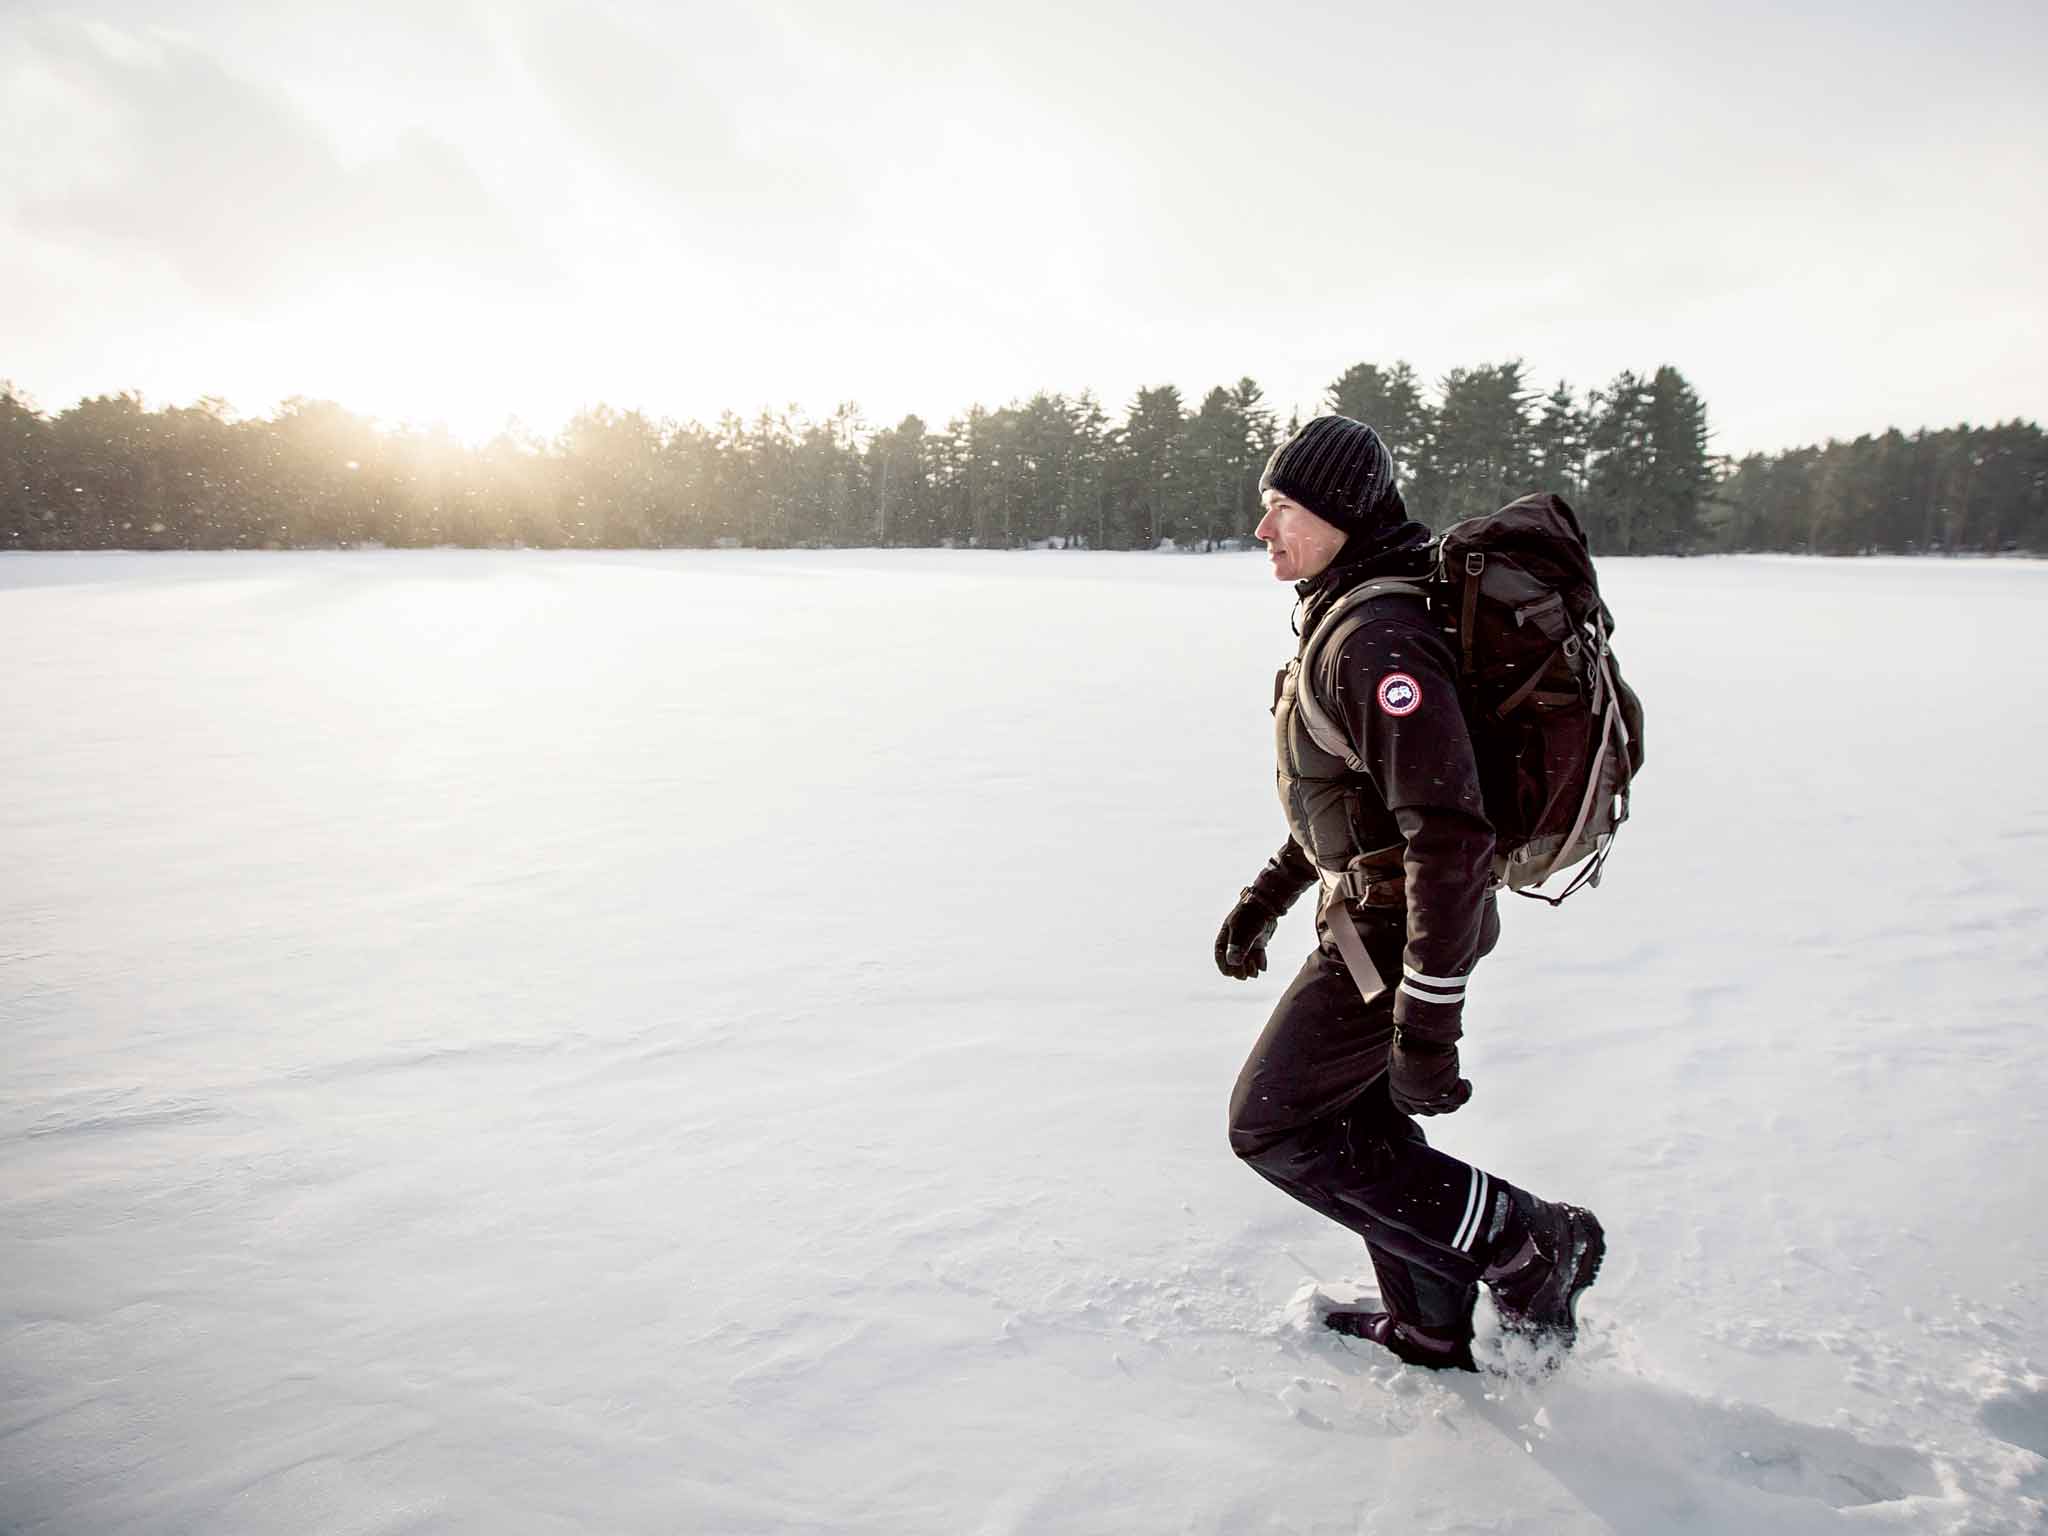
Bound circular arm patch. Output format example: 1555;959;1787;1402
1377;673;1422;716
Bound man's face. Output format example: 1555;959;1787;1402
1255;491;1347;582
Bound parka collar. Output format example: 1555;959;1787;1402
1293;519;1435;636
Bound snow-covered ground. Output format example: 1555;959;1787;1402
3;548;2044;1535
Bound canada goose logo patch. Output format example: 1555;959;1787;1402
1377;673;1421;716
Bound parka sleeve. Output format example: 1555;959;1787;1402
1323;616;1497;1042
1246;836;1318;915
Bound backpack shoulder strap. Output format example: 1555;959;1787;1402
1293;579;1430;772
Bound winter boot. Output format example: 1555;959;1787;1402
1484;1200;1604;1348
1323;1308;1478;1372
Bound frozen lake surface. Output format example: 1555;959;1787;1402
4;549;2046;1534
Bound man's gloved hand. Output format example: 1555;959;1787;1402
1215;889;1282;980
1215;840;1317;981
1387;1031;1472;1116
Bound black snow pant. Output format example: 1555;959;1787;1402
1227;900;1520;1338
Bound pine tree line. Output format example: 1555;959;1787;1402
2;368;2040;554
1712;422;2045;554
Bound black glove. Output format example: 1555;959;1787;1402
1215;889;1282;980
1216;841;1317;981
1387;1031;1472;1116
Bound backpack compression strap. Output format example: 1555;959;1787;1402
1521;613;1631;905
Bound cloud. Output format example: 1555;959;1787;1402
1;15;559;301
518;2;862;251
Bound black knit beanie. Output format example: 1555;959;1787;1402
1259;415;1406;535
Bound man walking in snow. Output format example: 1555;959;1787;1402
1215;414;1603;1370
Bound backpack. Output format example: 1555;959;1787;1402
1295;493;1646;904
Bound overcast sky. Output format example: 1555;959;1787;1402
4;0;2042;456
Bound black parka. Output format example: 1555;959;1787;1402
1269;537;1498;1042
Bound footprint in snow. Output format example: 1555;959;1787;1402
1464;1369;1945;1531
1978;1381;2048;1459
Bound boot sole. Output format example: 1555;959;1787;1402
1559;1213;1606;1340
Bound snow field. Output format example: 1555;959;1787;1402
2;549;2044;1533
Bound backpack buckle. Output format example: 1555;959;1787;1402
1562;635;1582;660
1464;552;1485;576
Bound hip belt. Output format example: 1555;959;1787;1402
1317;846;1404;1006
1317;844;1406;908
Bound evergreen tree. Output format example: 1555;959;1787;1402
559;406;666;547
1188;386;1250;548
869;415;936;547
1640;365;1712;551
1065;391;1111;549
1015;393;1073;546
1532;381;1587;504
700;411;752;546
0;386;51;548
1121;385;1187;549
1231;376;1278;536
1429;361;1537;522
1583;372;1654;553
